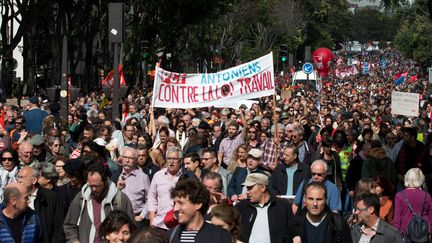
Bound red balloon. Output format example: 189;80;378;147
313;48;334;78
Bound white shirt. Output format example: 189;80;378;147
249;203;271;243
29;188;38;210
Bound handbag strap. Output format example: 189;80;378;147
402;191;427;216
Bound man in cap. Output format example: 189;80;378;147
236;173;294;243
30;134;47;163
59;158;86;210
228;148;267;202
23;96;47;134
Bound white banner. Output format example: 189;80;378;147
391;91;419;117
152;53;275;108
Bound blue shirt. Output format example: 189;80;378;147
285;165;297;196
293;179;342;211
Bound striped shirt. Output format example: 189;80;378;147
180;230;198;242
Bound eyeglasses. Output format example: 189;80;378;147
354;207;369;212
53;144;61;147
311;172;325;177
1;157;13;161
167;157;180;161
177;125;185;128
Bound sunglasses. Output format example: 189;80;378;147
312;172;325;177
1;157;13;161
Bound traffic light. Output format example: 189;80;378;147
280;44;288;63
140;40;149;59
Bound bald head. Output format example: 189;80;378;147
18;142;33;165
310;160;328;182
17;166;38;191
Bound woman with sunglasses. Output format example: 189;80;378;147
175;120;188;149
0;147;19;202
45;136;63;164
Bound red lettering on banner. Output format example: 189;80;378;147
237;70;273;94
192;86;198;102
202;87;208;101
158;84;165;101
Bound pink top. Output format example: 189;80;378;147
394;188;432;236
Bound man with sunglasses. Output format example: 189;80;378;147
292;160;342;214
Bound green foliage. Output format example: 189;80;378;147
351;7;400;42
394;0;432;67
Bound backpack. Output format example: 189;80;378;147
402;191;429;243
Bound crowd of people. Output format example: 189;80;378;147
0;49;431;243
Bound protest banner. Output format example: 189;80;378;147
391;91;419;117
152;53;275;108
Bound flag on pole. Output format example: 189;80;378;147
101;65;127;86
407;74;418;83
394;72;408;85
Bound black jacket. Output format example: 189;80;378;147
235;196;294;243
269;161;311;196
34;186;65;243
290;207;352;243
167;221;232;243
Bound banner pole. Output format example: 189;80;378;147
272;94;278;168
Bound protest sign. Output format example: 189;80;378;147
152;53;275;108
391;91;419;117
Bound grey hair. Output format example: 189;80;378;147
37;162;59;182
292;127;304;135
271;123;285;134
157;115;169;125
47;136;61;146
404;168;425;188
122;147;138;159
311;160;328;174
165;146;184;160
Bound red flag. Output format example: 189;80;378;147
393;72;403;80
101;65;126;86
407;74;418;83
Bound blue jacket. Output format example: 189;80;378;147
227;167;267;197
0;204;43;243
23;108;47;134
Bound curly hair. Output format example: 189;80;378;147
171;178;210;215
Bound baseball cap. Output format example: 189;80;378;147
30;134;45;146
248;148;263;158
242;173;269;186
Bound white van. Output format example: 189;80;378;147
291;70;321;91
